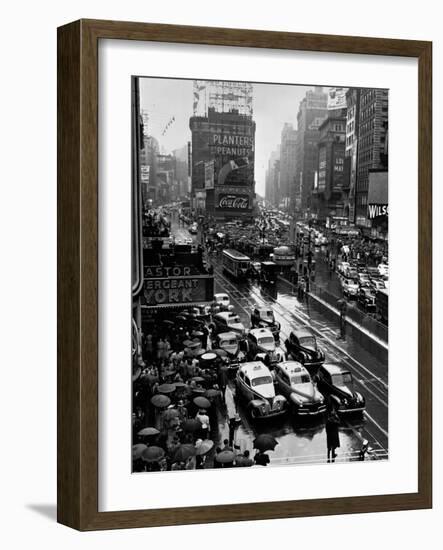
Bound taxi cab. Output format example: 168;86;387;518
236;362;287;419
246;328;285;365
213;311;246;336
273;361;326;416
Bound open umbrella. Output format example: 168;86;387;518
137;426;160;437
191;330;204;338
132;443;147;460
204;388;220;399
141;445;165;463
195;348;207;357
215;450;235;464
187;341;200;349
181;418;201;433
162;319;175;327
183;339;194;348
192;376;205;384
253;434;278;452
201;352;217;363
157;383;176;394
195;439;214;456
150;394;171;408
173;444;196;462
193;396;211;409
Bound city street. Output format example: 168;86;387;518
176;222;388;465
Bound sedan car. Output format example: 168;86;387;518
236;362;287;419
342;277;359;298
246;328;285;365
273;361;326;416
284;329;325;371
213;311;246;336
214;293;231;310
250;307;280;340
315;363;365;414
357;287;376;311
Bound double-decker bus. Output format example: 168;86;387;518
222;249;251;279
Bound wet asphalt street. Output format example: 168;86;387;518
172;217;388;466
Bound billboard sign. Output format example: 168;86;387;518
327;87;348;110
217;193;250;210
143;274;214;307
204;160;214;189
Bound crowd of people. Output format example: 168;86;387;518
132;315;272;473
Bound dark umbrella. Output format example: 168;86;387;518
193;396;211;409
181;418;201;433
142;445;165;463
150;394;171;408
157;383;176;394
195;348;207;357
183;339;194;348
132;443;147;460
215;450;235;463
137;426;160;437
253;434;279;452
173;444;196;462
162;319;175;326
192;376;205;384
204;388;220;399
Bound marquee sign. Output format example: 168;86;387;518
143;274;213;307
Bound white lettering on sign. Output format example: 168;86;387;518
144;277;201;305
144;266;192;278
218;195;249;209
367;204;389;219
212;134;253;147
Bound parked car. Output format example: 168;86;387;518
284;329;325;371
357;287;376;311
213;311;246;336
236;361;287;419
315;363;365;414
250;307;280;340
246;328;285;365
273;361;327;416
370;279;386;292
342;277;359;299
357;272;371;287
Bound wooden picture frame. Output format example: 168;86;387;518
57;19;432;530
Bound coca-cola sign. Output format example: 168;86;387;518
218;194;250;210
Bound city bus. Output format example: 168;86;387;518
222;249;251;279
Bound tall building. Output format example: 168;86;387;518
279;123;297;209
139;135;159;206
312;111;347;222
265;147;280;206
293;87;328;212
355;89;389;230
189;81;256;220
344;88;361;223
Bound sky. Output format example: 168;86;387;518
139;77;314;195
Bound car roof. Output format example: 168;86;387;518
291;328;314;339
217;331;237;339
239;361;272;378
321;363;350;376
278;361;309;377
214;293;229;299
249;327;274;338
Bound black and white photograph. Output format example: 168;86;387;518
131;76;389;473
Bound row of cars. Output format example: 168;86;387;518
211;293;365;421
338;260;389;313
